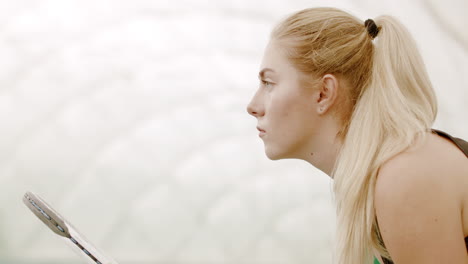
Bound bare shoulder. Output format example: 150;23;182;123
374;132;468;264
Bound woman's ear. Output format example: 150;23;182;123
316;73;339;114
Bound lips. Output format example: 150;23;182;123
257;126;266;132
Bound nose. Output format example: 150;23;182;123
246;103;257;117
246;92;264;118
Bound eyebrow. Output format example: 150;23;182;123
258;68;275;79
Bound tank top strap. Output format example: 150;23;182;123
431;129;468;158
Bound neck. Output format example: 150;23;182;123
303;119;343;177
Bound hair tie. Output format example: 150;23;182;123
364;19;380;39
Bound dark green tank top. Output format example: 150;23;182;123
377;129;468;264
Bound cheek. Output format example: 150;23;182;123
268;93;316;137
263;98;318;159
272;90;314;118
267;95;291;128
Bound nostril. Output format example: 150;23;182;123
247;105;255;115
247;102;262;117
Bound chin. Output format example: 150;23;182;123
265;148;294;160
266;154;282;160
265;149;280;160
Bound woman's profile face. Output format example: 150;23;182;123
247;41;322;160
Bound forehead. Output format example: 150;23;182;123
259;41;298;78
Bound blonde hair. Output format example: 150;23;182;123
271;7;438;264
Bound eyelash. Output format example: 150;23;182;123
260;80;273;87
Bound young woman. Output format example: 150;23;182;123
246;7;468;264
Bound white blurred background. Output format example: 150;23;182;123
0;0;466;263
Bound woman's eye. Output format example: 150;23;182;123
261;80;273;87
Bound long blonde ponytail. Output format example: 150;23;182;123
271;8;438;264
